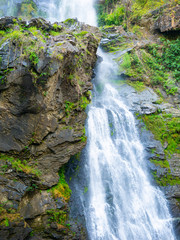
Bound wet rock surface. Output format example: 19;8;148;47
117;82;180;237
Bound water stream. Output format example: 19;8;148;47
80;50;175;240
2;0;176;239
56;0;176;239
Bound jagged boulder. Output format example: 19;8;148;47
154;5;180;32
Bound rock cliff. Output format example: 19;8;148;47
0;17;100;239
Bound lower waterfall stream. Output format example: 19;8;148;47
70;50;175;240
55;1;176;239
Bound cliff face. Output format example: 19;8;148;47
0;17;100;239
99;2;180;236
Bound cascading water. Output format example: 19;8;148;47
58;0;96;26
1;0;176;239
56;1;176;239
82;50;175;240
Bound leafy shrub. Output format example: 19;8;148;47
104;5;125;26
29;52;39;65
50;167;71;202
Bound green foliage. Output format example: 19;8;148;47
152;171;180;186
63;18;77;25
65;101;75;117
104;5;125;26
150;159;170;169
29;52;39;65
96;0;122;26
49;30;61;36
120;53;131;70
26;183;38;192
0;30;6;37
0;154;41;176
0;29;24;46
0;203;22;226
130;0;169;20
74;31;88;38
47;209;68;226
142;113;180;157
50;167;71;202
80;128;87;143
148;38;180;85
84;187;88;193
53;24;62;31
120;39;179;95
127;80;146;91
79;95;90;110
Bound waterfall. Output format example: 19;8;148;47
55;1;175;239
82;50;175;240
58;0;97;26
1;0;176;239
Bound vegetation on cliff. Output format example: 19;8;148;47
97;0;180;198
96;0;180;27
119;38;180;95
0;16;100;239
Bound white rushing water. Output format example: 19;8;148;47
40;0;97;25
3;0;176;239
84;50;175;240
55;0;175;239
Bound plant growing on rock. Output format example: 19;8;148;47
0;154;41;177
50;167;72;202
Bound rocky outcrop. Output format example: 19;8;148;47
138;3;180;33
154;4;180;32
0;17;100;239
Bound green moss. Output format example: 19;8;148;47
127;80;146;92
63;18;77;25
0;154;41;177
80;128;87;143
0;203;22;226
74;31;88;38
152;171;180;187
142;113;180;157
46;209;68;226
150;159;170;169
